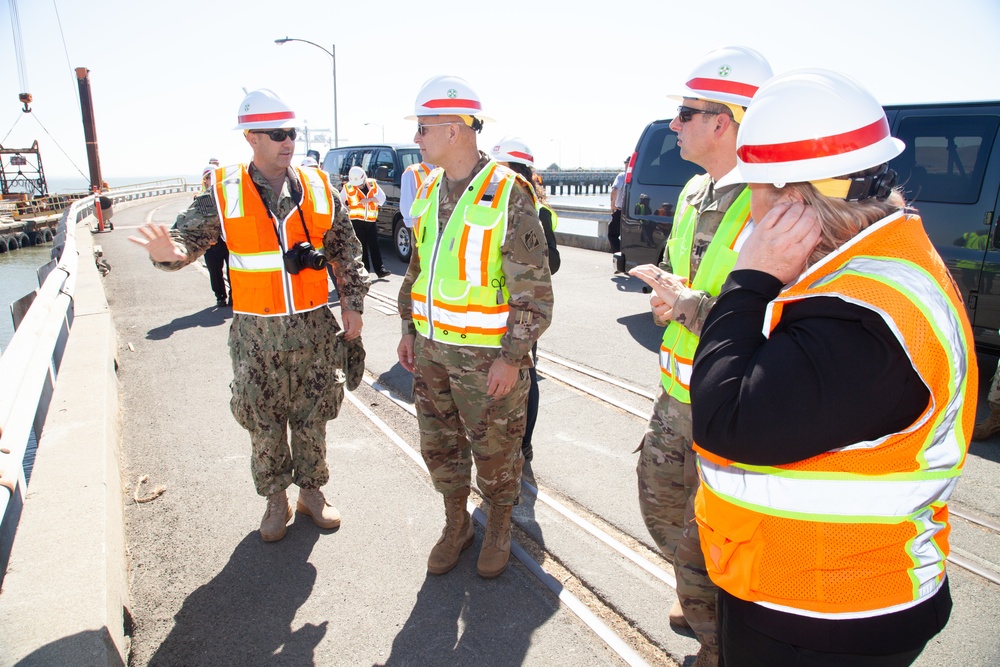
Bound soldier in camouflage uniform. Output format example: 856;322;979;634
628;48;772;667
130;89;369;543
396;76;553;579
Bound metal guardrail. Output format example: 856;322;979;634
0;182;191;567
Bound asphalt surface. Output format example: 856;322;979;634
102;193;1000;667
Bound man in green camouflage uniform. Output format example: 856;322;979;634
628;48;772;667
130;89;369;543
396;76;553;578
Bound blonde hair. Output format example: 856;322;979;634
782;181;910;266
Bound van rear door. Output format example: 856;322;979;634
888;104;1000;350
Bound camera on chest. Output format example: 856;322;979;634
283;241;327;274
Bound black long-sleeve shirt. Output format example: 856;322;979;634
690;268;951;654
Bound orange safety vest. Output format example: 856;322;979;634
213;164;334;316
343;180;381;222
406;162;431;191
694;212;976;618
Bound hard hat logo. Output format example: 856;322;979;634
718;65;731;77
447;89;458;99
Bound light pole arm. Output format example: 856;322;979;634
274;37;339;148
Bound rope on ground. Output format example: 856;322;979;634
133;474;166;504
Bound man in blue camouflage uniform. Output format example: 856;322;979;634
130;89;369;543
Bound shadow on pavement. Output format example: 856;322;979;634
376;464;554;667
617;311;663;354
146;306;231;340
148;525;321;666
12;629;126;667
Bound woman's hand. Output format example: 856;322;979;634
735;202;821;283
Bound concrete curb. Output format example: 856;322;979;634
0;225;127;667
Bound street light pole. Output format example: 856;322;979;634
274;37;339;147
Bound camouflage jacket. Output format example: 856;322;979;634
154;163;369;351
398;152;554;367
657;174;747;335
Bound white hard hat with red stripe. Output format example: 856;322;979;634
491;136;534;166
234;89;297;130
405;75;493;123
735;68;904;187
672;46;772;116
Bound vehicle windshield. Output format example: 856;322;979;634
398;149;423;169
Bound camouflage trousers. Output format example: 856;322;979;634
636;386;717;650
229;327;346;497
988;359;1000;408
413;336;529;505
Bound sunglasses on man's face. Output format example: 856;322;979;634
675;106;723;123
416;122;461;136
252;128;297;142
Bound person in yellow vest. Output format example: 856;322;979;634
129;89;369;543
341;165;390;278
626;46;772;667
397;75;554;579
490;136;561;463
687;69;975;666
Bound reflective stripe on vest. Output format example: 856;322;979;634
344;180;380;221
694;212;977;619
214;164;333;317
659;178;751;402
409;160;516;347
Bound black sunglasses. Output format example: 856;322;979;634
676;106;723;123
252;128;297;142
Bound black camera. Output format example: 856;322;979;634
283;241;327;274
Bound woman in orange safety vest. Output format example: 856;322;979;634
686;69;976;667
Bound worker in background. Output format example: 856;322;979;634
208;157;221;167
129;88;369;543
627;46;773;667
301;156;319;168
400;160;435;230
608;156;628;256
490;136;560;463
341;165;390;279
396;75;553;579
200;164;231;308
688;68;974;667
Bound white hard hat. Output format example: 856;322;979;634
672;46;773;108
348;165;366;186
491;136;534;166
234;89;297;130
405;75;493;123
735;68;905;186
301;156;318;168
202;165;215;176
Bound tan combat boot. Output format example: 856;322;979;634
427;493;474;575
692;645;719;667
296;487;342;529
260;489;293;542
477;502;513;578
972;407;1000;440
669;599;690;628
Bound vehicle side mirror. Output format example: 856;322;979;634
374;166;390;181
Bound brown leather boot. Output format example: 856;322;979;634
260;490;293;542
427;493;474;575
973;407;1000;440
477;502;513;578
669;599;690;628
296;487;342;529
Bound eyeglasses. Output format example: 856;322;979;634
416;122;461;136
675;106;723;123
252;128;297;142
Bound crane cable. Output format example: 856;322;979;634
9;0;31;111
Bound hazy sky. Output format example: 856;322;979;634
2;0;999;185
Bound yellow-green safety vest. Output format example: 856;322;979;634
538;203;558;231
659;176;751;401
409;160;520;347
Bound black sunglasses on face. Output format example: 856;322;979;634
252;128;297;142
676;106;723;123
